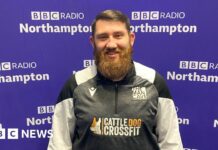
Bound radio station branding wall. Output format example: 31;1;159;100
0;0;217;150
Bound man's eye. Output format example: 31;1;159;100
114;34;123;39
97;36;108;40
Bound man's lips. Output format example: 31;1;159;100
105;51;119;58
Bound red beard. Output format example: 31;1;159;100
94;45;133;81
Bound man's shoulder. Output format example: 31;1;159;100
134;61;172;99
74;65;97;85
134;61;156;84
56;65;97;104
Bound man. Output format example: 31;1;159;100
48;10;183;150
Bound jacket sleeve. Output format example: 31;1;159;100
47;77;77;150
154;72;183;150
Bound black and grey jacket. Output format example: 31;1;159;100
48;61;183;150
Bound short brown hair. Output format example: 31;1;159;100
91;10;131;36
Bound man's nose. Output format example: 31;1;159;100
106;37;117;50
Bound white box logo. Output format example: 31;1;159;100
0;128;6;139
38;106;46;114
199;62;208;70
40;11;50;20
180;61;208;70
31;11;59;20
214;119;218;128
83;60;95;68
189;61;198;69
8;128;18;139
0;124;19;140
141;11;150;20
38;105;54;114
50;12;60;20
47;105;54;113
0;62;11;71
132;12;140;20
179;61;189;69
148;11;159;20
31;11;41;20
132;11;159;20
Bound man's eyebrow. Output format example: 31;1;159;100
96;33;107;36
96;31;125;36
113;31;125;34
95;33;108;37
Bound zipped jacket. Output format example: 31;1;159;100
48;61;183;150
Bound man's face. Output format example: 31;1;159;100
90;20;135;81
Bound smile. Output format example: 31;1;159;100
105;51;119;59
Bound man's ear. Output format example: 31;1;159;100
89;36;94;48
129;32;135;47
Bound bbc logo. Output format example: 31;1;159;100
0;62;11;71
179;61;208;70
131;11;159;20
83;60;95;68
0;128;19;139
31;11;60;20
37;105;54;114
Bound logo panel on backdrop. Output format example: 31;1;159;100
167;61;218;83
0;0;217;149
130;11;197;35
0;105;54;140
0;61;50;84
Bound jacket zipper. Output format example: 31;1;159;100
115;84;118;114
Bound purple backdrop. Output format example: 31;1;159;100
0;0;217;150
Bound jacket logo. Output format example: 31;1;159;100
89;87;97;96
90;117;141;136
132;87;147;100
90;117;102;134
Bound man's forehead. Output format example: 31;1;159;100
95;20;127;34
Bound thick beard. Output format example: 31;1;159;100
94;45;133;81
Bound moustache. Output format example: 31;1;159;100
104;48;121;54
